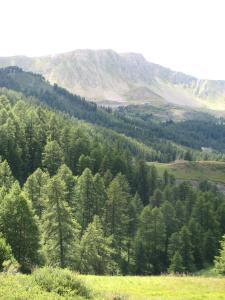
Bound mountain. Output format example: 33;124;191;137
1;66;225;159
0;49;225;110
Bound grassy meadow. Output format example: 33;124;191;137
1;272;225;300
148;160;225;184
82;275;225;300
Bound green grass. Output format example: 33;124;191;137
194;266;218;277
148;160;225;184
0;273;63;299
81;275;225;300
1;272;225;300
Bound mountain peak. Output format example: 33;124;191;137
0;49;224;109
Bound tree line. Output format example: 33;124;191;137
0;93;225;274
1;67;225;163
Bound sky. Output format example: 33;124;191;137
1;0;225;79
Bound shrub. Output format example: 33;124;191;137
0;236;16;271
112;295;128;300
32;267;91;298
2;258;20;273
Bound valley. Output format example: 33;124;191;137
2;1;225;299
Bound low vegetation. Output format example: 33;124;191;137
0;269;225;300
148;160;225;184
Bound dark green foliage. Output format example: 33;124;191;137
56;164;76;207
42;140;64;176
42;176;80;268
168;226;194;273
79;216;116;274
0;160;14;191
0;182;40;272
0;87;224;276
74;168;95;232
105;173;134;272
214;235;225;275
23;168;49;218
136;206;166;274
168;251;184;274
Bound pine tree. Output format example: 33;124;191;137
149;165;158;196
214;235;225;275
179;226;195;272
79;216;115;274
103;169;113;187
188;218;204;268
74;168;95;232
168;251;184;274
0;182;40;271
161;201;177;267
136;206;166;274
56;164;76;207
42;176;80;268
168;226;195;273
0;160;14;191
150;189;163;207
42;140;64;175
105;173;133;272
204;229;218;263
93;173;107;219
175;200;185;229
77;154;94;174
23;168;49;218
136;161;150;205
163;170;169;186
131;193;143;229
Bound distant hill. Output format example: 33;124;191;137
0;49;225;110
1;66;225;162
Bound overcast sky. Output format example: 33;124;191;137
1;0;225;79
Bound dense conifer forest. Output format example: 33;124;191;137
0;77;225;275
1;67;225;163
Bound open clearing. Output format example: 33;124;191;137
1;274;225;300
82;275;225;300
148;160;225;184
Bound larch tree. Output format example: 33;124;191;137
135;206;166;274
23;168;49;218
79;216;115;274
0;182;40;272
56;164;76;207
42;176;80;268
42;140;64;176
74;168;95;232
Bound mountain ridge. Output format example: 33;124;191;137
0;49;225;110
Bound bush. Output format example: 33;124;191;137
32;267;91;298
2;258;20;273
0;236;16;271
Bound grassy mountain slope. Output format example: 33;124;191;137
148;160;225;184
0;49;225;110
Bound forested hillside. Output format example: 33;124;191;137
1;67;225;162
0;89;225;275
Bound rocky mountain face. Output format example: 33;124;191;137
0;49;225;108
